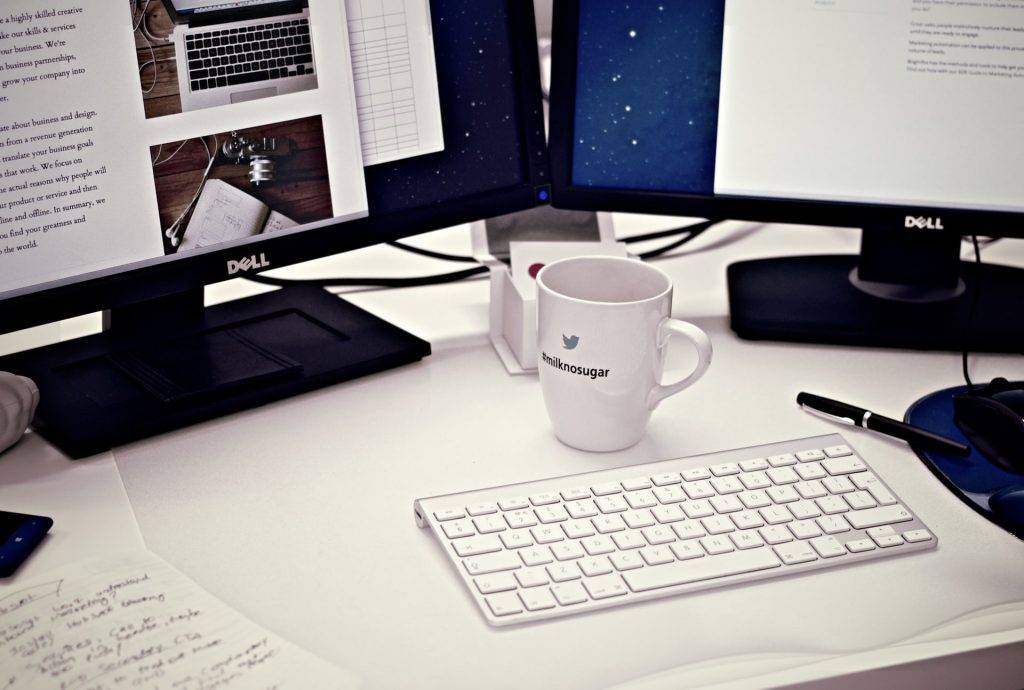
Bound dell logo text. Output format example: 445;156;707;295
227;253;270;275
905;216;944;230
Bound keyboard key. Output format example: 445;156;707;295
610;552;644;571
486;592;523;616
562;520;596;539
520;547;553;567
591;482;622;496
700;535;735;555
535;505;569;524
684;481;715;499
464;552;521;576
640;546;676;566
774;540;818;565
561;487;591;501
518;588;557;612
759;525;793;545
441;519;474;540
710;495;743;514
624;548;781;592
788;520;822;540
454;535;502;557
473;516;506;534
651;472;682;486
795;480;828;500
823;476;855;494
809;535;846;558
551;542;585;561
581;535;616;555
796;449;826;462
702;516;735;535
531;525;564;544
903;529;933;543
767;453;797;467
824;445;853;457
739;490;772;509
681;467;711;481
847;504;913;530
551;582;588;605
866;482;898;506
504;510;537;529
739;458;769;472
434;507;465;521
760;506;792;525
652;505;686;523
788;500;822;520
530;492;560;506
475;572;517;594
612;531;647;550
766;467;800;485
845;538;876;553
766;486;799;504
642;525;676;545
867;525;904;548
624;490;658;509
730;530;766;550
546;563;582;582
796;463;828;481
500;531;533;549
731;510;765;530
681;500;714;519
565;499;599;519
710;462;740;476
851;472;878;490
816;496;849;515
710;476;744;494
623;510;655;529
739;471;771;490
579;556;613;577
822;455;866;476
653;485;688;504
622;477;652;491
596;495;629;513
670;540;704;560
672;521;706;540
592;515;626;534
845;491;878;511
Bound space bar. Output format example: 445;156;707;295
623;549;782;593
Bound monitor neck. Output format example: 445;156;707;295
852;224;966;303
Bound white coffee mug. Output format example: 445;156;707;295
536;256;712;452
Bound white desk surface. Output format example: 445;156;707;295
2;217;1024;689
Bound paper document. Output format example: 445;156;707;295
0;551;358;690
179;180;298;252
346;0;445;166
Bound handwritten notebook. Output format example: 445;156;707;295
0;551;358;689
179;180;298;252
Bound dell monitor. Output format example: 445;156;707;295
549;0;1024;352
0;0;548;457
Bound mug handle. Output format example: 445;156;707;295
647;318;713;410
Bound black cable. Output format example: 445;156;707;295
386;241;479;263
962;235;983;388
249;220;724;290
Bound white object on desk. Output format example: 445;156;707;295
0;372;39;455
0;550;359;689
470;217;623;374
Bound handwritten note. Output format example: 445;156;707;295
0;551;358;690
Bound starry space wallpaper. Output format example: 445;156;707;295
363;0;529;216
572;0;726;195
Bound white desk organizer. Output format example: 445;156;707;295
470;214;623;375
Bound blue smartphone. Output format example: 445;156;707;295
0;510;53;578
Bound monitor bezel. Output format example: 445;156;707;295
0;0;549;336
548;0;1024;240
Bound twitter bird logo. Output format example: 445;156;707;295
562;334;580;350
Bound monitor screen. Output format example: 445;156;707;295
0;0;539;300
569;0;1024;215
168;0;285;16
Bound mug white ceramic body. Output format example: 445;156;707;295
536;256;712;452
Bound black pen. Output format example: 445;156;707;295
797;392;971;457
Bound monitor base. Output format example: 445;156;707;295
0;285;430;459
728;254;1024;352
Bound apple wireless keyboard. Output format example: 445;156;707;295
414;434;936;626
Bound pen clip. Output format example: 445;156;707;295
801;404;857;426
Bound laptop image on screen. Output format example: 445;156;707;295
161;0;318;112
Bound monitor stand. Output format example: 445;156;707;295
727;224;1024;352
0;286;430;459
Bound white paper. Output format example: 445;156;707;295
509;241;629;299
262;209;299;233
0;551;359;690
346;0;444;166
179;180;268;251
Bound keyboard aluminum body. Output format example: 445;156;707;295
415;434;936;626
